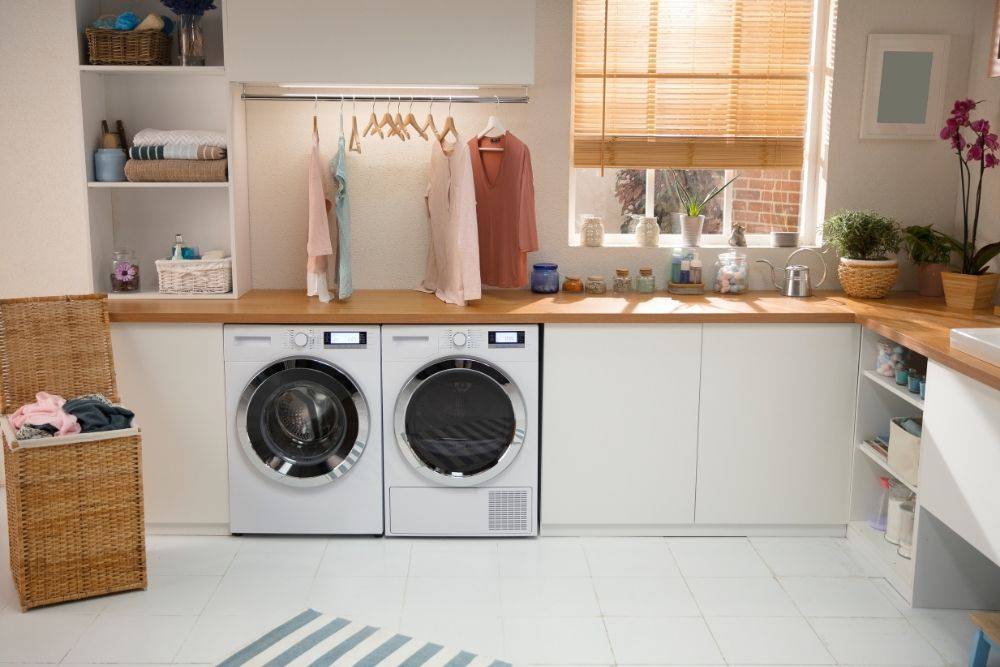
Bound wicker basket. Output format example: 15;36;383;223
837;260;899;298
86;28;171;66
0;295;146;610
156;258;232;294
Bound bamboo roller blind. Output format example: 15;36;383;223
572;0;814;169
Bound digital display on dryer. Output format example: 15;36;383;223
324;331;367;347
489;331;525;347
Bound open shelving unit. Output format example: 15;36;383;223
74;0;249;299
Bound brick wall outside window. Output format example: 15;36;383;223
731;169;802;233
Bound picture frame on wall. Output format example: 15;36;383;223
860;34;950;139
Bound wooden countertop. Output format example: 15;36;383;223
108;289;1000;390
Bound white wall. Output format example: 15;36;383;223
0;0;92;298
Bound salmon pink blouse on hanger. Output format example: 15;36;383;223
468;132;538;288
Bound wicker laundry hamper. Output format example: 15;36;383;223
0;294;146;610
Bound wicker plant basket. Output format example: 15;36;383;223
0;295;146;610
86;28;171;66
837;259;899;298
156;258;232;294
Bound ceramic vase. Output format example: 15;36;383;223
915;262;947;298
634;216;660;247
580;215;604;247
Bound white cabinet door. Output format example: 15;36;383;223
541;324;702;528
111;323;229;529
225;0;535;85
696;323;859;525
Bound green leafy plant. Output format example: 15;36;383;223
671;172;739;217
902;225;959;265
822;210;902;261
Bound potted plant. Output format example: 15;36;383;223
823;210;902;298
938;99;1000;309
902;225;958;297
670;172;739;246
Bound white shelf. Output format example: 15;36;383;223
88;181;229;189
847;521;914;601
108;290;235;300
79;65;226;76
857;441;918;494
863;370;924;409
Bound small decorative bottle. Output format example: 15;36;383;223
110;248;140;292
612;268;633;293
690;254;703;284
585;275;607;294
636;267;655;293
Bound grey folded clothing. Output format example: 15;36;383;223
64;394;134;433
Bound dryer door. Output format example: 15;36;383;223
237;358;369;487
395;357;526;487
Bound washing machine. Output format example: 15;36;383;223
224;325;382;535
382;325;539;537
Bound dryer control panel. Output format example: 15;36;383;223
440;328;485;351
283;329;368;350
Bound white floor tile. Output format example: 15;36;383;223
400;611;506;658
809;617;945;665
504;616;614;664
604;617;723;665
906;609;1000;667
593;577;700;617
687;577;800;618
202;573;314;616
779;577;901;618
101;574;220;615
750;538;866;578
317;537;412;577
0;591;111;616
583;538;681;577
145;535;240;576
64;613;197;664
0;612;94;664
307;576;406;628
403;576;502;616
667;538;771;577
409;540;500;578
227;542;326;578
707;617;834;665
173;612;292;664
500;577;600;617
499;538;590;578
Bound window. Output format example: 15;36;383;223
569;0;837;245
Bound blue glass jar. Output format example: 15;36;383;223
94;148;126;182
531;263;560;294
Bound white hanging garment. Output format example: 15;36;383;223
306;125;335;303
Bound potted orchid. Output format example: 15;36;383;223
938;99;1000;309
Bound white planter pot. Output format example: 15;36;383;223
681;215;704;247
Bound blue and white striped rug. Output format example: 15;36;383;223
218;609;513;667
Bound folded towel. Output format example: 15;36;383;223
125;158;228;182
129;145;227;160
132;129;227;148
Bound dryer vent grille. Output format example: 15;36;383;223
488;489;529;532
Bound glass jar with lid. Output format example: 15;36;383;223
110;248;140;292
579;215;605;247
612;268;633;293
634;216;660;247
585;275;607;294
530;263;560;294
713;250;749;294
562;275;584;293
636;267;655;293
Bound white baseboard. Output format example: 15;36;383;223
145;523;230;536
540;524;848;537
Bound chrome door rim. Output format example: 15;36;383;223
236;357;369;487
394;356;526;487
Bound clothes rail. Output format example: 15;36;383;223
241;93;530;104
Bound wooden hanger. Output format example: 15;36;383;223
403;97;428;140
392;97;410;141
312;96;319;134
419;100;438;137
436;97;459;144
363;98;383;138
348;96;362;154
379;97;404;140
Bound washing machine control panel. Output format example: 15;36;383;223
440;329;485;351
283;329;368;350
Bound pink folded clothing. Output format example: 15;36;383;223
9;392;80;436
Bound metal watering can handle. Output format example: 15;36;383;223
754;258;783;292
786;247;828;289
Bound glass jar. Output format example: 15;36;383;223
94;148;126;182
876;341;895;377
634;216;660;247
636;267;655;293
612;268;633;293
530;263;560;294
713;250;749;294
110;248;140;292
869;476;890;532
585;275;607;294
562;275;584;293
580;215;605;247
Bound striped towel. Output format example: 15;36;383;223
132;128;227;148
129;145;227;160
218;609;512;667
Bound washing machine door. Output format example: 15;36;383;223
237;357;369;487
395;357;526;487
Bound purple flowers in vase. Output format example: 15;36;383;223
160;0;216;66
111;257;139;293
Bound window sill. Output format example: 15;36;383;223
569;237;820;251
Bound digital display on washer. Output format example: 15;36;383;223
489;330;525;347
324;331;367;347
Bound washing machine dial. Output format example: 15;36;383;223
452;331;468;347
292;331;310;348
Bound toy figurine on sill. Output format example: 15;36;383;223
729;222;748;247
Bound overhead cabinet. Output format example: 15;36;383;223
224;0;536;85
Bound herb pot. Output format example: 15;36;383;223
681;215;704;247
941;271;1000;310
916;262;948;297
837;258;898;299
